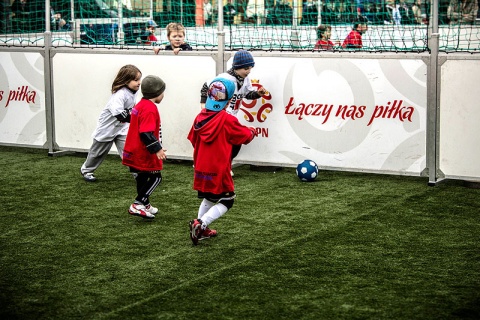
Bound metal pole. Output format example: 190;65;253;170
46;0;50;32
291;0;300;48
150;0;154;20
117;2;124;44
217;0;226;73
426;0;440;185
71;0;76;43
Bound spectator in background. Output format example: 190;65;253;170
153;22;193;55
203;0;213;25
141;20;158;45
51;6;67;31
364;1;378;24
273;0;293;25
355;0;365;17
11;0;43;32
374;1;390;24
412;0;429;24
447;0;478;24
11;0;30;31
342;16;368;49
314;24;340;50
398;0;415;24
0;0;12;33
301;0;318;25
224;0;236;25
386;0;402;25
321;0;336;24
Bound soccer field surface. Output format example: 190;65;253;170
0;146;479;319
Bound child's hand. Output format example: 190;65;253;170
153;45;165;55
173;48;182;55
156;148;167;160
257;86;269;96
200;103;205;109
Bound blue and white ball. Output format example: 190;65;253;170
296;160;319;182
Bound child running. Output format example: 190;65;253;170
200;50;267;174
122;75;167;219
188;77;257;245
153;22;192;55
80;64;141;182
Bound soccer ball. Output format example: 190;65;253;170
296;160;318;182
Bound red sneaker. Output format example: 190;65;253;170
129;203;155;219
189;219;204;245
199;227;217;240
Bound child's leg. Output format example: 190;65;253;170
134;171;162;205
198;198;215;220
231;144;241;161
81;139;114;174
200;198;234;227
114;135;126;159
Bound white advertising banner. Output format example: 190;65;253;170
3;51;428;176
238;57;427;174
439;60;480;180
0;52;46;146
53;53;216;156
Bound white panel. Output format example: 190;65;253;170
0;52;46;146
50;53;428;174
235;57;427;174
53;53;216;157
440;60;480;179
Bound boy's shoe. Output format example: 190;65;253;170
145;204;158;215
129;203;155;219
199;227;217;240
189;219;204;245
82;172;97;182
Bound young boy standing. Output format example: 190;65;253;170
122;75;167;219
153;22;193;55
200;50;268;172
188;77;257;245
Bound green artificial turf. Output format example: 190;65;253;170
0;146;479;320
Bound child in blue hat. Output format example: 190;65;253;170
188;77;257;245
199;50;268;174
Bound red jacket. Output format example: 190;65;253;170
314;39;335;50
342;30;363;48
188;109;255;194
122;98;163;171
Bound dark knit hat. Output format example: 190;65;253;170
232;50;255;69
141;75;166;99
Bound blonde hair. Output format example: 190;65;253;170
111;64;141;93
166;22;186;38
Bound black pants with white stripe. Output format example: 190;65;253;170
130;169;162;205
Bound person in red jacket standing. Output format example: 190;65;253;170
342;17;368;49
187;77;257;245
122;75;167;219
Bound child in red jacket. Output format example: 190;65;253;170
122;75;167;219
187;77;257;245
342;17;368;49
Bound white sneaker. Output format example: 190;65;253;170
128;203;155;219
83;172;97;182
145;204;158;215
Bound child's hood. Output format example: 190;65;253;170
193;110;227;143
